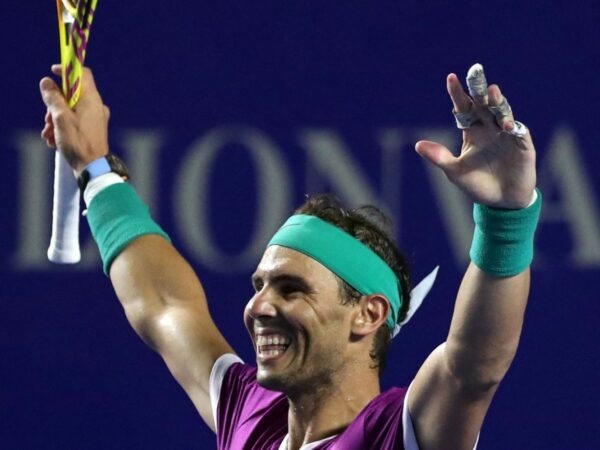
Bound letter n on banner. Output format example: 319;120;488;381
298;128;396;224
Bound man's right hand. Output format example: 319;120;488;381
40;66;110;174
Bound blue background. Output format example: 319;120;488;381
1;2;599;449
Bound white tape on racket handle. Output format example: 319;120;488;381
48;151;81;263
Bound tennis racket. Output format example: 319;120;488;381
48;0;99;264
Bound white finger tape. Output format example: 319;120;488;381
453;108;476;129
509;120;528;138
466;63;488;101
488;97;512;118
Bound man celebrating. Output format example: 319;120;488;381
39;63;540;449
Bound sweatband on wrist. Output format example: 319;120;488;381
268;214;402;331
469;189;542;277
86;183;170;275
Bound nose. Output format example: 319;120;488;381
245;289;278;320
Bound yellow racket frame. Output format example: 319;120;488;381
56;0;99;108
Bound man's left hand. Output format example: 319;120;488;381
415;65;536;209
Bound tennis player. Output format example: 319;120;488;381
40;63;540;449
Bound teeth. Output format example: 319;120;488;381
256;334;290;356
256;334;290;347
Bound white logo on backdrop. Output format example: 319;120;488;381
10;125;600;272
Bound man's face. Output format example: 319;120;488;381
244;245;354;395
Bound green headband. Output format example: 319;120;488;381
267;214;402;331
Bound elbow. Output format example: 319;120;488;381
122;298;164;350
444;340;518;392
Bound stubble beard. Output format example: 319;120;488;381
256;349;344;399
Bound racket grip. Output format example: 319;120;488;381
48;151;81;263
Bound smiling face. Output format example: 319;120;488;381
244;245;355;396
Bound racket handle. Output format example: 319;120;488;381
48;151;81;263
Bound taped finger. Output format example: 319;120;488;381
488;95;515;130
447;73;473;113
466;63;488;105
508;120;528;138
488;96;512;119
453;108;476;129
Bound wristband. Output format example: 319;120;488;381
469;189;542;277
86;183;170;275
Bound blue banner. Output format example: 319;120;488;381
2;2;598;449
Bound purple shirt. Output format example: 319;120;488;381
214;357;409;450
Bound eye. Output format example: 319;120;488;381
279;282;302;298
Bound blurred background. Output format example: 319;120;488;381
1;1;598;449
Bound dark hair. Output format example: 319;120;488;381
294;194;411;376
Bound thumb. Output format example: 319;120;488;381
39;76;77;151
415;140;457;173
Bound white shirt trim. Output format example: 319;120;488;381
277;434;337;450
208;358;478;449
403;382;420;450
403;382;479;450
208;353;244;432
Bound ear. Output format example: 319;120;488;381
350;295;390;336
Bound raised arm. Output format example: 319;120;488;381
409;65;540;449
40;67;233;431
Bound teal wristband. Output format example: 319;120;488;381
86;183;171;275
469;189;542;277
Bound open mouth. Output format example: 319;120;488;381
256;334;291;359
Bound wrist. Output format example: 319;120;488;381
469;188;542;277
84;173;125;207
86;184;170;275
77;154;130;193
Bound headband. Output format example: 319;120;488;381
267;214;402;331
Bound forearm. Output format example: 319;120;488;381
85;180;230;358
445;264;530;388
409;216;536;448
444;192;541;388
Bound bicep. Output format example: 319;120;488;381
109;236;235;431
409;265;529;449
149;305;234;431
408;343;496;450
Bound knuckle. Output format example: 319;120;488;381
53;111;68;125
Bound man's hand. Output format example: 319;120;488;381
40;65;110;174
415;66;536;209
